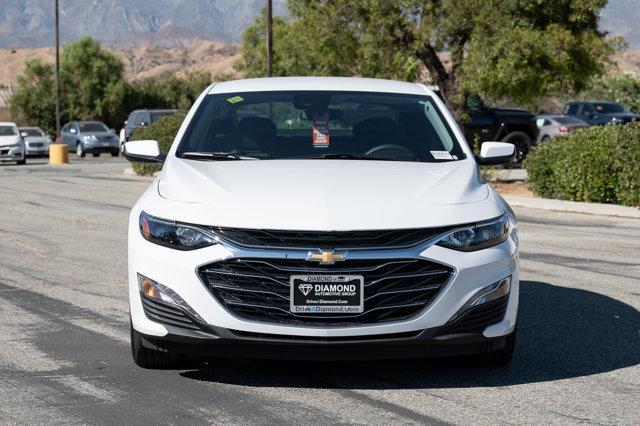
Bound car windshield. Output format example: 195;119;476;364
79;122;108;133
150;111;175;122
555;117;585;124
20;128;44;137
177;91;465;162
0;125;17;136
593;103;627;114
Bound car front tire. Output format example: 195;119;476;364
502;131;531;164
130;321;187;369
17;158;26;165
111;149;119;157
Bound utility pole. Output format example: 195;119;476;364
54;0;61;143
266;0;273;77
49;0;68;163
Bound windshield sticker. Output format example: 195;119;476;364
226;95;244;104
431;150;453;160
312;111;330;148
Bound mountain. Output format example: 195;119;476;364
600;0;640;49
0;0;636;49
0;0;287;48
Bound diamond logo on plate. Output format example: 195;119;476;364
298;283;313;296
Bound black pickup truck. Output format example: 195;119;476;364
464;96;538;163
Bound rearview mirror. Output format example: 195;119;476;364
123;140;165;163
476;142;515;165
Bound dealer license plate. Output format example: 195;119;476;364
290;275;364;314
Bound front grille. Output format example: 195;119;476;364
199;258;453;326
211;227;451;250
29;142;44;148
141;296;201;331
436;296;509;336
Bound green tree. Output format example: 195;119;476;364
7;59;57;135
237;0;619;118
61;37;129;127
581;74;640;113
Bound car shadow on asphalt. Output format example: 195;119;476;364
180;281;640;389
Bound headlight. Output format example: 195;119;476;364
139;211;215;250
83;135;97;142
437;214;509;251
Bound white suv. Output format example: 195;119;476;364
124;77;519;369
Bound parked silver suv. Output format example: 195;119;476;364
61;121;119;157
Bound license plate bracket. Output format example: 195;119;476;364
290;275;364;314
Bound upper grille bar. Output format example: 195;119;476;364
210;227;452;250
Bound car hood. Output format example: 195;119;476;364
154;159;501;230
81;132;115;138
0;135;21;147
24;136;50;143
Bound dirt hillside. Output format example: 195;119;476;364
0;40;240;87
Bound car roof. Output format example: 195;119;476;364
537;114;566;119
78;120;106;124
131;108;177;113
0;122;17;127
19;126;42;130
208;77;432;96
569;100;620;105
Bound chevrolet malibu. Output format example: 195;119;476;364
123;77;519;369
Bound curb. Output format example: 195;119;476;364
503;195;640;219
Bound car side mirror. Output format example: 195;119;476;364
20;132;28;138
123;140;165;163
476;142;515;165
109;128;116;134
124;120;128;125
70;128;77;134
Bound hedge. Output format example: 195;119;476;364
130;111;187;175
525;122;640;207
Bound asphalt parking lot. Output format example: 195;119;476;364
0;157;638;424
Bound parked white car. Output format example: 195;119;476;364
124;77;519;369
19;127;52;157
0;122;26;165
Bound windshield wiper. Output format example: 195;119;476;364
320;153;408;161
179;152;260;161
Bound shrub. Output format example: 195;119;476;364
525;122;640;207
130;111;187;175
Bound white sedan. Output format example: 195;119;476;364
0;122;26;165
123;77;519;369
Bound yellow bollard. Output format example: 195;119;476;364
49;143;69;165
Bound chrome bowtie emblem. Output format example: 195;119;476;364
306;250;347;265
298;283;313;296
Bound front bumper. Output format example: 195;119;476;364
130;218;519;359
83;140;119;153
138;321;514;361
0;145;25;162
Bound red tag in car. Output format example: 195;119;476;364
312;111;330;148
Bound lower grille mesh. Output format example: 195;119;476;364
141;296;201;331
437;296;509;336
199;258;453;326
